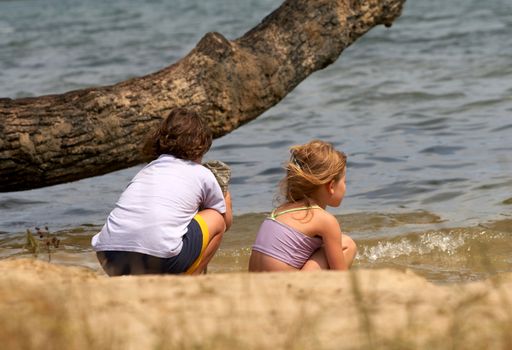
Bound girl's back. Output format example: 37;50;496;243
269;204;327;237
250;205;334;271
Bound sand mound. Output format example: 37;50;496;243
1;258;511;349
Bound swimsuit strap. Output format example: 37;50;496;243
270;205;322;219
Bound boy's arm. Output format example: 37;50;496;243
202;160;232;230
223;191;233;231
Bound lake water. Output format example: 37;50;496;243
0;0;511;282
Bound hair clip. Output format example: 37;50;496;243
290;154;303;169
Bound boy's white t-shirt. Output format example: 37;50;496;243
91;154;226;258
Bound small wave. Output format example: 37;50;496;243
474;179;512;191
347;161;375;169
420;145;465;155
366;156;406;163
357;223;511;265
0;198;47;210
421;191;464;204
416;178;468;186
358;230;473;262
0;21;13;34
62;208;100;216
229;176;251;185
373;91;465;103
384;117;451;132
429;162;475;169
478;66;512;79
257;167;284;176
352;181;432;200
213;139;292;151
490;124;512;132
442;99;508;115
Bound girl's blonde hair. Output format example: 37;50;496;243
280;140;347;205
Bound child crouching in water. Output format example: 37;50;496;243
92;108;232;275
249;140;356;272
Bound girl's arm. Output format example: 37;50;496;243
319;213;348;271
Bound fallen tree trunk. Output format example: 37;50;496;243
0;0;405;192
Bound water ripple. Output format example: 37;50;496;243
420;146;465;155
421;191;464;204
0;198;47;210
490;124;512;132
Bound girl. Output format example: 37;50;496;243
249;140;357;272
92;108;232;276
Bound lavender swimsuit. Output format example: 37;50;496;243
252;206;323;269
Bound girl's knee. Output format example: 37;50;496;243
343;235;357;252
342;235;357;267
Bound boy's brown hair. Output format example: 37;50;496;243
143;108;212;161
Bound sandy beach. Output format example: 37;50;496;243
1;258;511;349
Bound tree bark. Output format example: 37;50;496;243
0;0;405;192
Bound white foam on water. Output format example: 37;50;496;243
359;230;468;262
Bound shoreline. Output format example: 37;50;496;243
1;206;508;236
0;216;511;285
1;258;511;349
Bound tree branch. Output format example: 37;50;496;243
0;0;405;191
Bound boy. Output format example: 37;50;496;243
92;108;232;275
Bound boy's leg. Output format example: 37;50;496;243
187;208;226;275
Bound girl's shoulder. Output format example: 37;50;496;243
311;207;337;223
310;208;340;235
